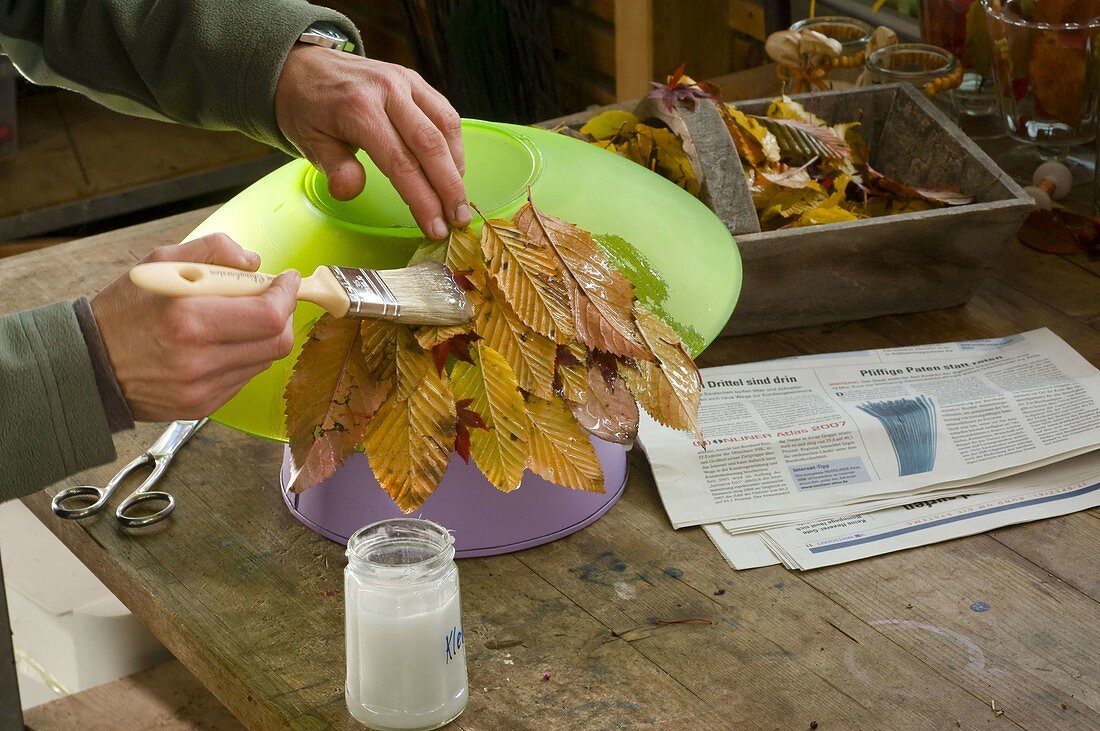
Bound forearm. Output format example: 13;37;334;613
0;0;362;155
0;301;119;502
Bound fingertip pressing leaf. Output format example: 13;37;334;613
284;315;395;493
622;305;702;441
525;395;604;492
450;343;529;492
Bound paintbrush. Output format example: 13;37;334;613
129;261;473;325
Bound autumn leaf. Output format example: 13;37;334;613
515;200;648;360
759;157;819;189
755;116;850;163
570;358;639;445
430;331;478;374
454;398;488;464
450;342;530;492
579;110;639;141
475;278;555;400
863;163;974;206
407;238;448;266
444;225;484;278
621;305;702;440
722;105;781;166
630;125;701;196
556;343;588;403
416;322;470;350
284;316;396;492
525;395;604;492
480;215;573;342
363;327;457;513
645;63;718;111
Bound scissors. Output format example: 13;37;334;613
51;419;207;528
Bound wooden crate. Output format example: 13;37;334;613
712;84;1034;334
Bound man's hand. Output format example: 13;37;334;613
275;45;470;240
92;234;301;421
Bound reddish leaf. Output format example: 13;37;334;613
454;397;489;464
569;359;640;445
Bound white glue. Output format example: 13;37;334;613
345;519;468;730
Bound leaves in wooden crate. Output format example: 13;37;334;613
622;305;702;440
758;157;818;189
645;63;718;112
476;278;556;400
525;395;603;492
481;216;573;342
579;110;640;141
450;342;530;492
755;116;850;163
630;125;701;196
570;355;640;445
515;200;648;360
362;326;456;513
284;316;396;492
864;163;974;206
722;105;781;166
766;96;828;126
791;205;860;227
555;343;588;403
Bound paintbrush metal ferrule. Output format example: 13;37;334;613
328;262;473;325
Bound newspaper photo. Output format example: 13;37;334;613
639;329;1100;528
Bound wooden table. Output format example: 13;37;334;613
3;95;1099;729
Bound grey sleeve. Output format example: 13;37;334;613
0;0;364;156
0;302;117;502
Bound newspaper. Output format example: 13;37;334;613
639;329;1100;529
704;450;1100;570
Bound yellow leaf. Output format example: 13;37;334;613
791;205;860;227
407;238;447;266
634;125;701;196
476;278;556;400
515;201;648;361
557;342;588;403
766;96;827;126
415;322;471;350
621;305;702;440
363;333;456;513
723;105;781;164
525;395;603;492
284;316;395;492
445;225;484;276
481;217;573;342
579;110;640;140
450;343;529;492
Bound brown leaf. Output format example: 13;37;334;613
416;322;471;350
621;305;702;440
480;216;573;342
525;395;604;492
450;342;530;492
515;200;648;360
284;316;396;492
864;163;973;206
362;331;456;513
476;278;556;400
570;359;639;445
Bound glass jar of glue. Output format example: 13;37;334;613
345;518;468;730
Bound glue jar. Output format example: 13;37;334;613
345;518;468;730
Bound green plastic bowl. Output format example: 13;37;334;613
185;120;741;441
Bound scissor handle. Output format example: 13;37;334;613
51;453;151;520
116;489;176;528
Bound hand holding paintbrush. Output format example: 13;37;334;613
129;260;473;326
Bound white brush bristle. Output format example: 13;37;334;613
376;263;474;325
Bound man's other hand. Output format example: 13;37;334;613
92;234;301;421
275;46;470;240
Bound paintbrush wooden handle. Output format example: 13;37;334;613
129;262;349;316
129;262;279;297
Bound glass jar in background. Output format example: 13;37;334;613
983;0;1100;184
865;43;962;119
790;16;874;85
919;0;1003;138
345;518;468;731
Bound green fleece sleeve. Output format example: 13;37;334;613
0;1;363;156
0;302;116;502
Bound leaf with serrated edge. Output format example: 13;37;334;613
570;361;639;445
284;316;395;492
450;343;529;492
525;395;603;492
515;201;648;360
407;238;447;266
415;322;470;350
445;226;483;275
557;343;588;402
622;305;702;440
477;278;555;400
481;217;573;342
362;327;456;512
